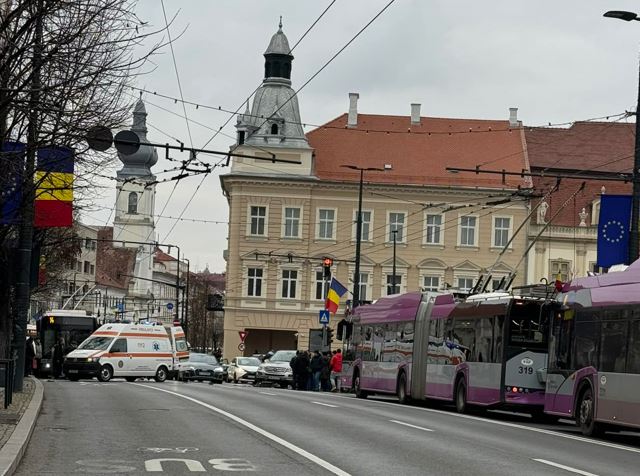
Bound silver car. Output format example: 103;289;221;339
254;350;296;387
227;356;261;383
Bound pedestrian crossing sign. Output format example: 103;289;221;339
319;309;330;325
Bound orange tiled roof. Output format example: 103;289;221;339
307;113;529;189
525;122;634;226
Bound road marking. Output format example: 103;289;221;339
389;420;434;432
132;384;350;476
324;394;640;455
311;401;338;408
259;392;277;396
532;459;600;476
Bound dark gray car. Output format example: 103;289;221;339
178;353;225;383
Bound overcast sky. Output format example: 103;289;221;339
81;0;640;273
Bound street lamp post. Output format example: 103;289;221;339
340;165;386;308
604;10;640;264
392;229;398;294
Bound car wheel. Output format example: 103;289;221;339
154;366;168;383
97;365;113;382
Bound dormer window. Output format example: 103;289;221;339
128;192;138;214
270;123;279;135
238;131;245;145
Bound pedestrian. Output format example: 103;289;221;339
34;337;42;376
309;350;323;392
213;348;222;361
294;351;309;391
25;337;35;377
320;352;331;391
52;337;64;379
330;348;343;392
290;351;299;389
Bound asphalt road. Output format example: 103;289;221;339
15;379;640;475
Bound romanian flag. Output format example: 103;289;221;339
35;146;74;227
325;277;348;314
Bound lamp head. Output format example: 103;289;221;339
604;10;639;21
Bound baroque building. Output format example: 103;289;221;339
220;22;532;358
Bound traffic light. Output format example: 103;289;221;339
323;327;334;347
322;257;333;279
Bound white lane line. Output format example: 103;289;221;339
259;392;277;396
132;384;350;476
311;401;338;408
389;419;434;432
532;459;600;476
324;393;640;456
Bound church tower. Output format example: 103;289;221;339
113;98;158;298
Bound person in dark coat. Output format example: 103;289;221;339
309;351;323;392
52;337;64;378
25;337;35;377
294;351;310;391
290;351;299;389
320;352;331;391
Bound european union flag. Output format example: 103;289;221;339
0;142;25;225
597;194;632;267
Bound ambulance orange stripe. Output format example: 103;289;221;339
117;333;169;338
93;331;119;336
103;353;173;358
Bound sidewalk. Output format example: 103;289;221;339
0;378;43;476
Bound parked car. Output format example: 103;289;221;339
254;350;296;388
227;356;261;383
177;353;225;383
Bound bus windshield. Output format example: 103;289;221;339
78;336;113;350
507;300;548;348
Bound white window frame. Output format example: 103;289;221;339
492;215;513;249
424;213;444;245
550;259;571;282
422;275;441;292
387;211;407;243
352;209;373;242
247;205;268;237
317;208;337;240
246;267;264;297
591;200;600;226
282;206;302;239
458;214;478;247
385;273;403;295
314;269;330;301
281;268;299;299
455;276;476;292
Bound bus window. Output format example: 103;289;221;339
627;320;640;373
493;315;504;363
508;301;548;348
600;321;628;373
573;320;600;370
451;320;472;364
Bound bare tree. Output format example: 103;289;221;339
0;0;170;357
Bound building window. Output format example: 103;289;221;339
128;192;138;214
358;272;369;302
90;264;95;275
238;131;245;145
247;268;263;297
250;206;266;236
492;278;505;291
493;217;511;248
353;210;372;241
425;214;442;244
388;212;405;242
550;260;571;282
456;276;475;292
84;261;90;273
271;123;279;135
386;274;401;295
315;271;329;300
82;284;89;294
76;261;82;272
423;276;440;291
460;215;477;246
284;207;301;238
318;209;335;239
281;269;298;299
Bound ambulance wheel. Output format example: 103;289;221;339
125;377;137;382
154;366;168;383
97;365;113;382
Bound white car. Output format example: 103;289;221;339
227;356;261;383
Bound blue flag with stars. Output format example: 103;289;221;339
597;194;632;267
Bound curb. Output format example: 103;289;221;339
0;378;44;476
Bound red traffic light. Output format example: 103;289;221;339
322;257;333;267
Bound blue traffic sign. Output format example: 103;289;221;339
166;302;174;311
319;309;330;325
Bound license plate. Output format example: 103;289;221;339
68;370;78;374
266;375;281;380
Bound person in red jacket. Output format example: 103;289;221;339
329;349;343;392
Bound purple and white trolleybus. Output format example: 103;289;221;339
545;263;640;435
349;286;555;417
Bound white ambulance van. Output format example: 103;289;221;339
63;322;188;382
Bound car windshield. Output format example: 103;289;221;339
238;357;260;366
77;336;113;350
269;351;296;362
189;353;218;365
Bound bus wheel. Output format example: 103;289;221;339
354;373;368;399
455;378;467;414
577;386;602;436
397;373;408;404
97;365;113;382
154;366;168;383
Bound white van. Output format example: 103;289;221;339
63;322;189;382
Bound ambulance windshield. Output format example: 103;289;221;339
78;336;113;350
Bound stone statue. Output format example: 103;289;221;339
579;207;588;227
537;200;549;224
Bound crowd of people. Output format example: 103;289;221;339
289;349;342;392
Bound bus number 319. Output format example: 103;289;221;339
518;366;533;375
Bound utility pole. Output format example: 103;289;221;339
12;0;42;391
392;229;398;294
629;60;640;263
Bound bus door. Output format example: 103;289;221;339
502;300;549;405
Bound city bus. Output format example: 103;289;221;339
545;264;640;435
37;309;99;376
348;285;555;416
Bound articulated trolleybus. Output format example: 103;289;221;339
349;285;555;416
545;262;640;435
